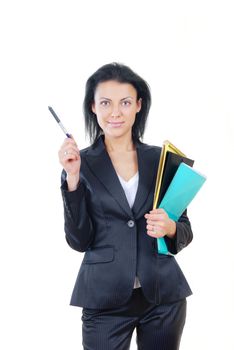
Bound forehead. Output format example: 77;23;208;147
94;80;137;99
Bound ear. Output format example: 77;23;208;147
137;98;142;113
91;103;96;115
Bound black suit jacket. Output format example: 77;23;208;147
61;136;193;309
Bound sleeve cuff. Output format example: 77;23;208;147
61;179;85;204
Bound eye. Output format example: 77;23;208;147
121;100;131;107
100;100;110;107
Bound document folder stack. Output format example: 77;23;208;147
153;140;206;255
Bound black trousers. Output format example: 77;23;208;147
82;288;187;350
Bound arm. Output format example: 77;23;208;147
164;210;193;254
58;137;94;252
61;173;95;252
145;209;193;254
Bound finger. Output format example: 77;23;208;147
59;145;80;158
146;213;166;221
150;223;165;236
146;218;166;226
146;224;159;232
64;150;80;160
147;230;157;238
59;152;77;166
62;145;80;155
63;153;79;162
63;137;78;148
146;222;165;231
150;208;166;215
59;147;79;158
146;222;166;233
146;224;153;231
146;230;165;238
146;219;163;227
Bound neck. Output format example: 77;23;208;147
104;134;135;153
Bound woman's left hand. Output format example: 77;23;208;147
144;208;176;239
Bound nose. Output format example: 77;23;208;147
111;104;120;118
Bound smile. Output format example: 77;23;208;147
107;122;125;128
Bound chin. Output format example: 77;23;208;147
107;130;128;138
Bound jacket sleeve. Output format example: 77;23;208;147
61;171;95;252
164;210;193;254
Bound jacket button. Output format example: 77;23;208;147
127;220;135;228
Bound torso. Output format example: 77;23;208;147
107;149;138;182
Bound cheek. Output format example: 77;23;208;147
128;111;137;125
96;106;110;117
96;115;104;127
96;114;108;128
126;106;139;118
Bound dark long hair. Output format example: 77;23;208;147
83;62;151;143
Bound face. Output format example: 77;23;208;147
92;80;142;140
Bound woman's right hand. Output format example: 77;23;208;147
58;136;81;191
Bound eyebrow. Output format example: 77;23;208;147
99;96;134;101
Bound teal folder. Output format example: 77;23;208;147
159;162;207;222
153;140;206;255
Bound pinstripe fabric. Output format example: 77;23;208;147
82;288;186;350
62;137;193;310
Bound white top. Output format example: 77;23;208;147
117;172;139;209
117;172;141;289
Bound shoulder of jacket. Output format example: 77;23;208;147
79;144;92;157
79;139;162;157
137;140;161;153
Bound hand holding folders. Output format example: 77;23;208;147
153;140;206;255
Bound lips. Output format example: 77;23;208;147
107;121;124;128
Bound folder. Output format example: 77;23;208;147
153;141;194;255
159;162;207;221
157;151;194;206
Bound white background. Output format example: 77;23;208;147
0;0;234;349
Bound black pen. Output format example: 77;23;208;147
48;106;71;138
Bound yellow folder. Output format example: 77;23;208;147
152;140;193;255
153;140;187;209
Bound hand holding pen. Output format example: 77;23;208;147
48;106;81;191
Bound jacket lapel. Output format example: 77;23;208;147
132;141;160;218
85;136;160;219
85;137;133;218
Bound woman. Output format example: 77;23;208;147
58;63;193;350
